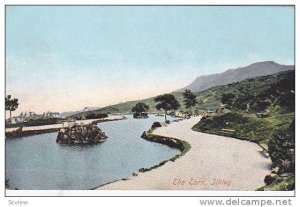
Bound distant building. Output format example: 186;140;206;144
7;111;61;125
8;111;33;124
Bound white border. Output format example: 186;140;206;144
1;0;298;203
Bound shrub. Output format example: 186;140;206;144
221;93;235;109
151;122;162;129
78;114;86;120
277;91;295;111
268;120;295;172
250;100;272;113
85;113;108;119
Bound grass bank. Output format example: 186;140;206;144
192;112;294;145
139;130;191;172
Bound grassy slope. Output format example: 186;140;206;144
192;112;294;144
192;70;295;144
95;71;292;113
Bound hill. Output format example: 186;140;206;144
178;61;294;92
69;70;294;119
192;70;295;143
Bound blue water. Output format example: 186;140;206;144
5;115;180;190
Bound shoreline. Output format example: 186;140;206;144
92;131;191;190
96;116;272;190
5;115;126;139
138;131;191;172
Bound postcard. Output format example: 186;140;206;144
4;4;295;199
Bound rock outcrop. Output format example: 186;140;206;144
56;123;107;145
133;112;148;119
151;122;163;129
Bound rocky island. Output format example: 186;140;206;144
56;123;107;145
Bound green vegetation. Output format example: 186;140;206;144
132;102;149;113
69;112;108;120
85;113;108;120
5;95;19;122
75;70;294;118
269;120;295;167
221;93;235;109
258;120;295;191
218;71;295;114
192;70;295;191
192;112;294;145
77;114;86;120
154;94;180;122
193;70;294;142
258;174;295;191
131;102;149;118
183;89;197;114
67;84;222;117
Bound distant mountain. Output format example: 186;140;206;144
60;107;100;118
178;61;294;92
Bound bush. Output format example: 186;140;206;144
78;114;86;120
221;93;235;108
85;113;108;119
268;120;295;172
151;122;162;129
277;91;295;111
10;118;64;127
250;100;272;113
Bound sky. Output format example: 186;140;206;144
6;6;294;114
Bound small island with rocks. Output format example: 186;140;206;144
56;123;108;145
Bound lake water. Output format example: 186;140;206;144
5;115;180;190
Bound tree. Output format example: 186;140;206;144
183;89;197;113
268;120;295;173
154;94;180;122
131;102;149;113
131;102;149;118
221;93;235;109
5;95;19;123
